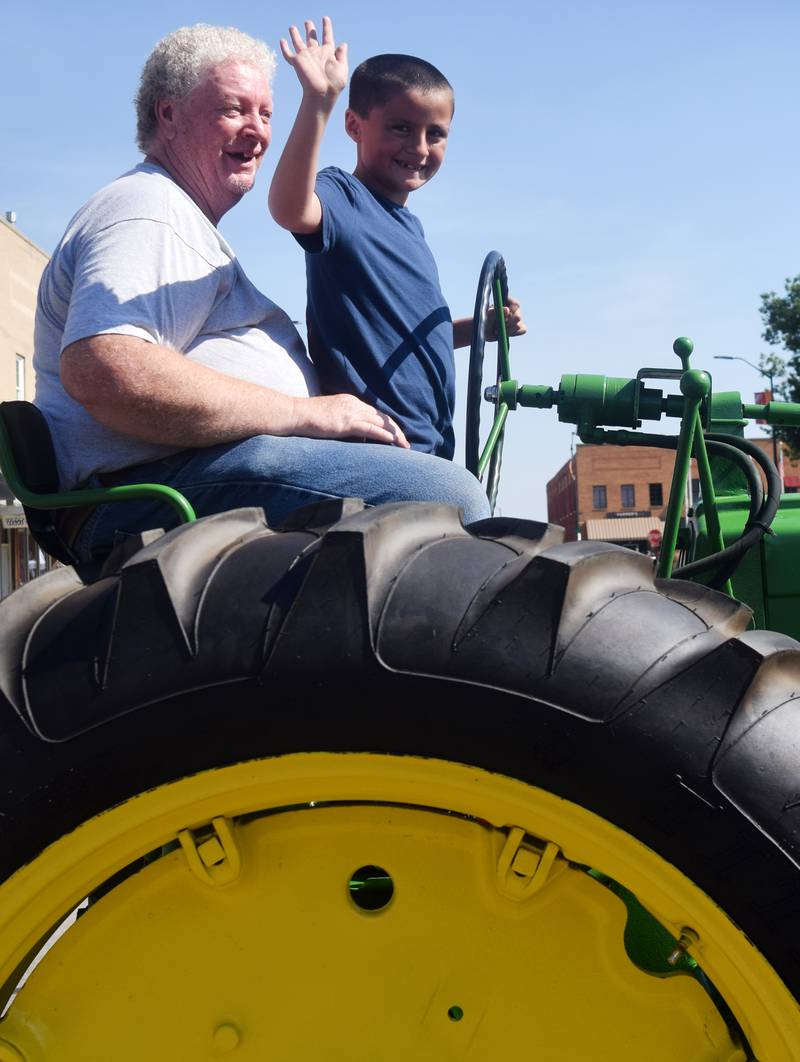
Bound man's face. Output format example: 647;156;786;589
346;87;453;206
157;60;272;223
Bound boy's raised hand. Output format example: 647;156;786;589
269;16;345;233
280;16;348;102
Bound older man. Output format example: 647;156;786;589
33;24;489;565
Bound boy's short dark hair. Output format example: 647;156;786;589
348;54;453;117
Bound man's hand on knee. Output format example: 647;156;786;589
292;394;410;448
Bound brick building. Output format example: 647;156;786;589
546;436;800;551
0;215;53;598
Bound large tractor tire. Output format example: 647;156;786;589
1;500;799;1060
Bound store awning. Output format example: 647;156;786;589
584;516;664;542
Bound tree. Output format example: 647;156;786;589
760;275;799;454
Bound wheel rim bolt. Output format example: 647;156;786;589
212;1023;241;1053
667;927;699;966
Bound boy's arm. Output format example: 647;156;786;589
452;296;527;349
268;17;348;235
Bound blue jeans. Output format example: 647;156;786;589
74;434;491;563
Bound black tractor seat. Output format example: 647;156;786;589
0;400;196;574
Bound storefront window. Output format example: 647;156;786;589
12;528;53;588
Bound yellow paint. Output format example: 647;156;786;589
212;1023;241;1053
0;753;796;1059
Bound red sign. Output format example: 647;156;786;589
754;389;772;425
647;529;663;549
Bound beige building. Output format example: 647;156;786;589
0;214;52;598
546;436;800;552
546;442;679;551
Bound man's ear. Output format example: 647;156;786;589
154;98;178;141
344;108;361;144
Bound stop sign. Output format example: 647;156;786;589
647;529;662;549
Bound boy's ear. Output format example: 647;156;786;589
344;108;362;143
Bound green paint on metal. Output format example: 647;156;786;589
672;336;694;369
742;400;800;426
695;494;800;638
680;369;711;400
661;393;687;419
0;415;196;525
498;378;518;410
709;391;747;437
586;866;753;1051
690;409;733;596
587;869;696;976
657;371;710;579
516;384;556;409
557;375;643;432
494;276;511;383
478;403;509;479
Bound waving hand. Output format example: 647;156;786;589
279;16;348;101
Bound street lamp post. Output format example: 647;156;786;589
713;354;781;473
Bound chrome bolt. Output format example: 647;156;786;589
667;927;699;966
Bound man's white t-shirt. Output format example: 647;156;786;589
34;162;318;488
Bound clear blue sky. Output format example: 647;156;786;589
3;0;798;519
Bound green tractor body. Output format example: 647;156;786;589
694;493;800;639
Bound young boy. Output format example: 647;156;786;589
269;17;525;459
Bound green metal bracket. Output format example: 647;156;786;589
689;408;731;594
709;391;747;436
516;384;557;409
657;370;710;579
0;416;196;526
741;399;800;426
498;378;519;410
477;404;510;479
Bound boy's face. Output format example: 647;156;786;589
346;87;453;206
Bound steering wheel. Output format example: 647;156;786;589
464;251;510;513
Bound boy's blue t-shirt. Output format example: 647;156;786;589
295;166;455;459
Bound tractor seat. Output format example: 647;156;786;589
0;401;197;578
0;400;81;566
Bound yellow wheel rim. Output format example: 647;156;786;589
1;753;798;1060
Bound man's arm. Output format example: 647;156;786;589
452;297;528;349
268;17;347;235
61;334;409;447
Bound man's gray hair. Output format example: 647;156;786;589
136;24;277;152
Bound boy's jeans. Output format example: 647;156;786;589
73;433;491;564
